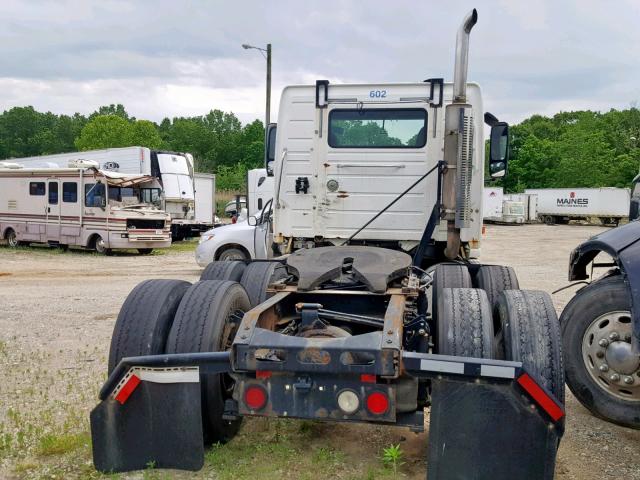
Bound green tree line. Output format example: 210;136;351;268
1;104;639;192
499;108;640;191
0;104;264;190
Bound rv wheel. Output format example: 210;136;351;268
436;288;494;358
93;235;112;255
496;290;564;404
166;280;251;444
137;248;153;255
5;228;18;248
108;279;192;374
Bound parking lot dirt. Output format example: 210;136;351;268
1;224;639;479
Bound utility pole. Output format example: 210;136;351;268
242;43;272;127
266;43;271;126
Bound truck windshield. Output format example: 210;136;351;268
329;109;427;148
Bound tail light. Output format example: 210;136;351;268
244;385;267;411
366;392;389;415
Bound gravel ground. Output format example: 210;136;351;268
0;225;639;479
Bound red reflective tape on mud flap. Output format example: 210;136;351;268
516;373;564;422
114;374;141;405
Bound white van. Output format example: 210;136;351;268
0;163;171;254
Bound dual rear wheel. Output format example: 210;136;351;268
433;264;564;403
108;261;287;445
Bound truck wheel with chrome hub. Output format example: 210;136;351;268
561;275;640;428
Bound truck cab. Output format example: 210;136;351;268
269;81;488;262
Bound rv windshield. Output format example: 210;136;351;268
108;187;139;205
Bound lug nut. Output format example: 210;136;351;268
610;373;620;382
596;351;605;358
609;332;620;341
599;364;609;372
598;339;609;347
624;376;635;385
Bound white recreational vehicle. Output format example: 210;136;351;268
10;147;214;239
0;161;171;254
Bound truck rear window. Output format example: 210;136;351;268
329;109;427;148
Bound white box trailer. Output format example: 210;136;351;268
525;188;630;225
247;168;274;216
9;147;212;239
0;162;171;253
483;187;503;221
194;173;216;227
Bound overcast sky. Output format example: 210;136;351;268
1;0;639;126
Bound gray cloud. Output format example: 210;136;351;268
0;0;638;124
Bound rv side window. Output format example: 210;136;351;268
48;182;58;204
328;109;427;148
85;183;106;208
29;182;45;196
63;182;77;203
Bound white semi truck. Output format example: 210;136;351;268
92;10;566;478
526;187;630;225
10;147;215;239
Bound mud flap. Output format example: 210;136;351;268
90;381;204;473
428;378;561;480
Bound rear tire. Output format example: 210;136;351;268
431;263;472;337
240;261;288;307
200;260;246;282
496;290;564;404
108;279;191;374
166;280;251;444
474;265;519;310
137;248;153;255
436;288;494;358
560;275;639;428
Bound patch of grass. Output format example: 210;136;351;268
13;461;38;474
36;432;90;456
312;446;346;466
163;239;199;254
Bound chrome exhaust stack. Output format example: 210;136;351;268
442;8;478;260
453;9;478;103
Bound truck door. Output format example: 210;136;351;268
319;104;433;242
46;179;61;241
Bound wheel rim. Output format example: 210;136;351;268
95;237;106;253
221;250;245;261
7;231;18;247
582;310;640;401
